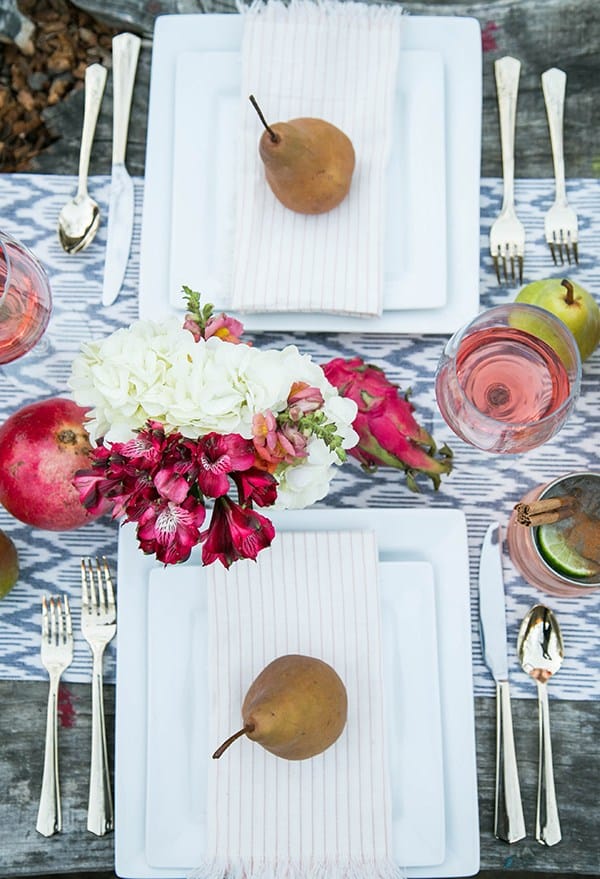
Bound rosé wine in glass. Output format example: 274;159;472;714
0;230;52;365
435;304;581;454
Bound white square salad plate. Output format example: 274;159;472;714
114;508;479;878
139;14;482;334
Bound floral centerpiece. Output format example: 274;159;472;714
70;290;452;567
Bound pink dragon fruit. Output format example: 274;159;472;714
322;357;452;492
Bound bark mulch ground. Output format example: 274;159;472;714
0;0;117;171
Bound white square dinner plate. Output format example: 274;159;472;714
167;48;447;312
139;14;482;334
144;559;444;869
114;508;479;878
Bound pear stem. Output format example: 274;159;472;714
212;724;254;759
249;94;279;143
561;279;575;305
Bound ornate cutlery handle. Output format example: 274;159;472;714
536;680;561;846
541;67;567;205
77;63;107;200
36;673;61;836
111;32;141;167
87;648;113;835
495;680;526;843
494;56;521;211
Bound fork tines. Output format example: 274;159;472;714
42;594;72;643
81;556;115;613
492;246;524;286
547;230;579;266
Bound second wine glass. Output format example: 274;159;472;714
435;303;581;454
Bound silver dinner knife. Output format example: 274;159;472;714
479;522;526;843
102;32;141;307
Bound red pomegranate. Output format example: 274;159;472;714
0;397;101;531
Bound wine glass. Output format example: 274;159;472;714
434;303;581;454
0;229;53;365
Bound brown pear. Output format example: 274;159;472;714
213;654;348;761
250;95;355;215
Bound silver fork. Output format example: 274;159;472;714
81;556;116;836
541;67;579;265
36;595;73;837
490;56;525;285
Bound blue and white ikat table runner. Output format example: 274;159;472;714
0;173;599;699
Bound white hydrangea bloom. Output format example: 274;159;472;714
274;437;340;510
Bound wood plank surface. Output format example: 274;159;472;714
27;0;599;179
0;682;598;876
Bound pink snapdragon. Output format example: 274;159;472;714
252;411;307;470
286;382;324;420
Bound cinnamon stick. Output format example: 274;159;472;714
514;495;575;527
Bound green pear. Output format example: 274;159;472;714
0;529;19;599
515;278;600;361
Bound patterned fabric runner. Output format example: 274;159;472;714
0;173;598;699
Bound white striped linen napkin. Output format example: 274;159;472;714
230;0;403;317
192;529;403;879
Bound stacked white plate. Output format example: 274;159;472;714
138;14;482;334
114;508;479;877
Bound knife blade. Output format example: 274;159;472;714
102;32;141;307
479;522;526;844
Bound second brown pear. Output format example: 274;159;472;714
250;95;355;215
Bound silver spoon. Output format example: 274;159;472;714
517;604;564;846
57;63;107;254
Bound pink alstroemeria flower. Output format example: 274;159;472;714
201;496;276;568
72;468;115;517
117;421;168;466
196;432;256;498
137;496;206;565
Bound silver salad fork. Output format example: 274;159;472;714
541;67;579;265
36;595;73;837
81;556;117;836
490;56;525;285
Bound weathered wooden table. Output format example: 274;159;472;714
1;1;599;877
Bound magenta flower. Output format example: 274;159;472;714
201;496;276;568
137;495;206;565
153;467;191;504
117;421;168;466
72;468;115;516
196;432;256;498
232;467;278;507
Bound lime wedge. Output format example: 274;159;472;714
537;523;599;579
